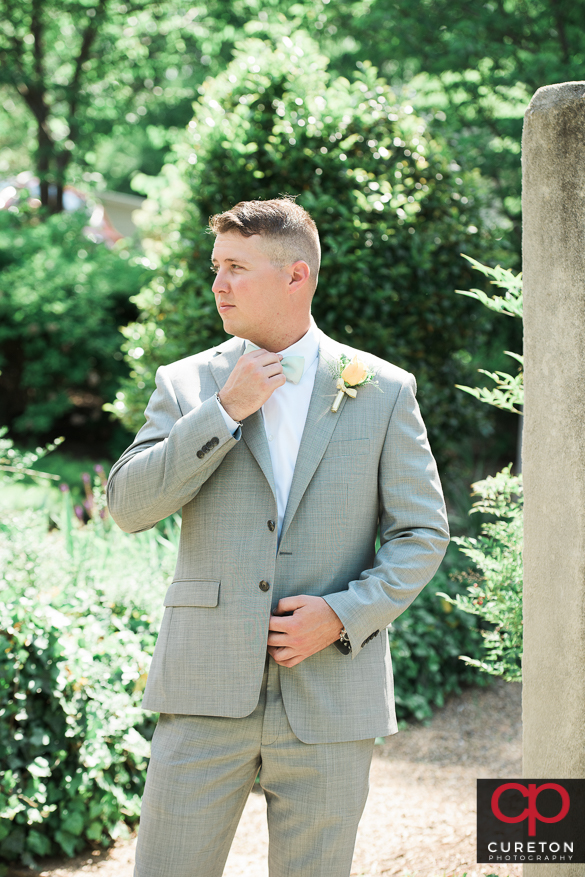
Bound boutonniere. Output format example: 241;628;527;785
328;354;380;413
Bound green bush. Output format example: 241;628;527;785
0;493;176;867
390;544;488;722
0;200;146;447
111;33;509;480
441;467;522;681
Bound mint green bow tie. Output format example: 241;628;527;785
244;342;305;385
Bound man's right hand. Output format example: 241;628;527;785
218;349;286;422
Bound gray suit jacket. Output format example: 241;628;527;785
107;328;449;743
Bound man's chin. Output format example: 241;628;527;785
218;310;255;341
219;315;243;339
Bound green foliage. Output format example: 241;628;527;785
0;0;223;205
456;256;523;319
390;546;489;722
456;356;523;415
450;257;524;681
0;436;119;522
440;467;523;682
113;35;506;481
0;427;63;483
0;203;145;442
456;259;523;413
0;0;341;198
0;493;177;866
1;0;578;244
314;0;585;246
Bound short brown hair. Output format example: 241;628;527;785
209;197;320;289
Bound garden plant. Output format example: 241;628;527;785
441;258;523;681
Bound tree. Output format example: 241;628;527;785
3;0;578;235
0;202;146;449
314;0;585;251
0;0;255;210
0;1;344;206
109;34;509;492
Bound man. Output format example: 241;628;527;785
107;197;449;877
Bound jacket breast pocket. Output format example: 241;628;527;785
163;580;220;607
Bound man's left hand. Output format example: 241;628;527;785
267;595;344;667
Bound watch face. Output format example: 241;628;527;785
338;629;352;653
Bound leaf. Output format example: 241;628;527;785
54;829;78;857
26;830;52;857
456;362;523;413
456;256;523;318
0;825;25;857
61;810;85;837
85;821;103;842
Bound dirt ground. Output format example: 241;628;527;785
7;680;522;877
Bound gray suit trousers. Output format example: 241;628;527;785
134;658;375;877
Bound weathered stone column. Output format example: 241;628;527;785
523;81;585;876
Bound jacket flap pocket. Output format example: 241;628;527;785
164;580;220;607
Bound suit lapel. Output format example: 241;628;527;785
208;337;276;500
240;410;276;499
279;332;348;544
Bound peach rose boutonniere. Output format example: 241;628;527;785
329;353;380;413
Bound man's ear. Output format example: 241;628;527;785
287;260;311;293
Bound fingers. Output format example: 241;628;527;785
266;629;289;645
248;349;283;364
246;349;283;370
248;351;285;381
275;595;306;614
266;366;286;381
267;618;299;651
218;349;285;420
266;597;340;667
268;615;292;632
267;645;302;667
267;641;282;653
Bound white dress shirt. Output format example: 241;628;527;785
216;320;320;536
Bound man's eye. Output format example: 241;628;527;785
210;265;219;274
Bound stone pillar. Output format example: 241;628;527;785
522;81;585;876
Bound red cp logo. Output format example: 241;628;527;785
492;783;570;836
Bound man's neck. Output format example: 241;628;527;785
243;319;312;353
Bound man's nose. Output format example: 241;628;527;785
212;271;228;295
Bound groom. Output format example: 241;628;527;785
107;197;449;877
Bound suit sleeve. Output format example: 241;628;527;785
322;374;450;658
107;365;240;533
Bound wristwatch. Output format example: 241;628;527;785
334;627;352;655
333;627;381;655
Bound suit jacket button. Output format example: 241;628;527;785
259;580;270;592
267;520;275;532
197;450;205;459
211;437;219;446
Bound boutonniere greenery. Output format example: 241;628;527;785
328;353;380;412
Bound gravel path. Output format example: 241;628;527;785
7;680;521;877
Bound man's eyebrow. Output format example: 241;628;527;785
210;255;251;265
